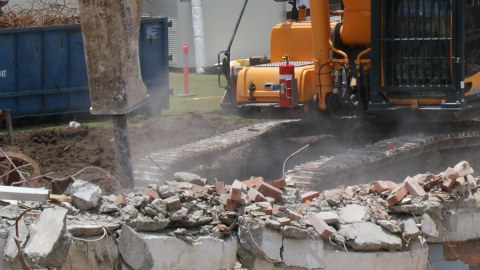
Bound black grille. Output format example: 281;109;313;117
381;0;452;89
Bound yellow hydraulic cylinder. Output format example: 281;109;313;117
309;0;333;110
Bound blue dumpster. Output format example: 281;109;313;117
0;17;169;119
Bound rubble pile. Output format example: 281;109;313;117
0;161;480;269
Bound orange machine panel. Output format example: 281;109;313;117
270;22;313;63
340;0;371;46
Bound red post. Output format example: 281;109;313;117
177;42;196;97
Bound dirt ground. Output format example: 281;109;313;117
0;111;258;194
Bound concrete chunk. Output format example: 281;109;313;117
260;229;282;261
24;207;70;268
338;204;366;223
317;211;340;225
377;220;401;234
4;218;28;261
421;213;439;238
173;172;206;186
0;205;20;220
345;222;402;251
118;224;154;270
71;180;102;210
403;218;420;238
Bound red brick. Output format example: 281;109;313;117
145;188;160;200
231;180;243;201
191;184;212;194
248;188;267;202
405;178;426;198
385;142;395;150
461;255;480;265
374;181;398;194
469;264;480;270
387;183;408;206
303;199;312;207
310;213;334;239
301;191;319;203
263;208;273;215
116;195;127;206
225;198;241;211
215;182;225;195
441;168;458;191
217;224;229;231
287;210;302;221
286;182;296;188
276;217;291;226
164;196;182;211
242;177;264;187
268;178;286;189
256;182;282;202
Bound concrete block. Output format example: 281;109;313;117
0;205;20;220
405;178;426;198
242;177;264;187
0;237;22;269
268;178;286;189
231;180;244;201
301;191;320;203
421;213;439;238
71;180;102;210
310;214;334;239
283;238;325;269
387;183;408;206
256;183;282;202
164;196;181;211
248;188;267;202
118;224;154;270
143;234;237;270
338;204;366;223
24;207;70;268
215;182;225;195
345;222;402;251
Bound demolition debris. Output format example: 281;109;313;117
1;161;480;269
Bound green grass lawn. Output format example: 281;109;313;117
165;71;226;116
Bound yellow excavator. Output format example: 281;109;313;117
218;0;480;122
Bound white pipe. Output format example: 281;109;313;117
191;0;207;74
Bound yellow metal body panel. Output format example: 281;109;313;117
340;0;371;46
466;72;480;95
270;22;313;63
236;65;316;103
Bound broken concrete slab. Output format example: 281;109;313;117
118;224;154;270
67;222;121;237
260;229;282;261
338;204;366;223
377;220;401;234
71;180;102;210
61;236;119;270
0;205;20;220
421;213;439;238
4;217;28;261
345;222;402;251
283;238;325;269
24;207;70;268
143;234;237;270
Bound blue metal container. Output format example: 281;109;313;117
0;17;169;118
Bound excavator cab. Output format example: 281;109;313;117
218;0;480;122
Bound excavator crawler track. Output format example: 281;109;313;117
287;122;480;191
